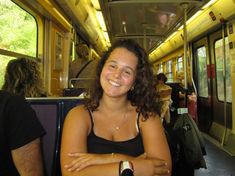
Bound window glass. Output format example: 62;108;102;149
0;55;15;88
177;57;183;72
196;46;208;97
215;37;231;102
0;0;37;87
158;63;163;73
0;0;37;56
165;60;173;82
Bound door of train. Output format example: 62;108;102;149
193;37;212;132
193;29;232;132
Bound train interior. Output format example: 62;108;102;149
1;0;235;175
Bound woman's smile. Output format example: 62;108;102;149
108;79;121;87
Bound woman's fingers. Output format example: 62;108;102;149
152;159;170;175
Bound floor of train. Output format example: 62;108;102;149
195;133;235;176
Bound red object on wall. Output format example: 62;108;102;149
211;64;215;79
207;64;215;79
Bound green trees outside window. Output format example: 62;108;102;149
0;0;37;87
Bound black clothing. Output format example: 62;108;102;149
87;110;144;157
0;91;45;176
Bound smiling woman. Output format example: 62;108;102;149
60;39;172;176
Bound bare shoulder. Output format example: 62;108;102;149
66;104;89;119
64;104;91;128
139;113;162;128
62;104;91;141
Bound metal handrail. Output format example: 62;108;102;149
69;78;95;88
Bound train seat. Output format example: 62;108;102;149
28;97;86;176
30;103;61;176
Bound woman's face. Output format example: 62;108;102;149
100;47;138;98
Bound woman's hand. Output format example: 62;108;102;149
134;157;170;176
64;153;112;172
150;158;170;176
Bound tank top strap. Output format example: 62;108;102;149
87;108;94;128
136;112;141;133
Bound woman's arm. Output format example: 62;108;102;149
140;114;172;176
12;138;44;176
61;106;171;176
60;105;90;175
61;106;130;176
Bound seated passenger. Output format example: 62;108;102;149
1;57;47;97
156;73;172;124
61;39;172;176
0;90;45;175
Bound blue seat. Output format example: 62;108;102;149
30;102;61;176
28;98;86;176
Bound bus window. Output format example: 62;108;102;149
165;60;173;82
158;63;163;73
177;57;183;72
196;46;208;98
215;37;231;103
0;55;15;87
0;0;37;87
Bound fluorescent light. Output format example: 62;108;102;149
165;31;177;42
178;8;204;31
202;0;217;9
96;10;107;31
91;0;101;10
186;10;202;25
52;8;71;28
45;0;52;6
103;31;110;43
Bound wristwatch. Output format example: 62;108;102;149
120;161;134;176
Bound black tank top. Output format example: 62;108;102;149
87;110;144;157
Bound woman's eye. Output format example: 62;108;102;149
124;71;131;75
123;70;132;76
108;64;116;69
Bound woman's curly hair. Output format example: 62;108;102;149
85;39;157;120
2;57;46;97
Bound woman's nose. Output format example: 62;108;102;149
114;68;122;78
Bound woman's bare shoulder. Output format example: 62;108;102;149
139;112;160;127
65;104;90;122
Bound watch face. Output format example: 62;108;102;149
121;169;134;176
121;161;134;176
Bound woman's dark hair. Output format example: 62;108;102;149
157;73;167;83
85;39;157;120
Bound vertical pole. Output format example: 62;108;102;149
143;28;147;50
181;3;188;107
221;23;227;146
183;3;188;90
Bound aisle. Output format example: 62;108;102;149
195;136;235;176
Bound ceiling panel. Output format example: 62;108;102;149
100;0;210;53
54;0;210;54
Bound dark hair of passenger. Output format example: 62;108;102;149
2;57;46;97
85;39;157;120
157;73;167;83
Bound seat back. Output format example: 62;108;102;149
30;103;61;176
27;97;86;176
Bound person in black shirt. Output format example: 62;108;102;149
0;90;45;176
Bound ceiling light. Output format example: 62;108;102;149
96;10;107;31
103;31;110;43
91;0;101;9
202;0;217;9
